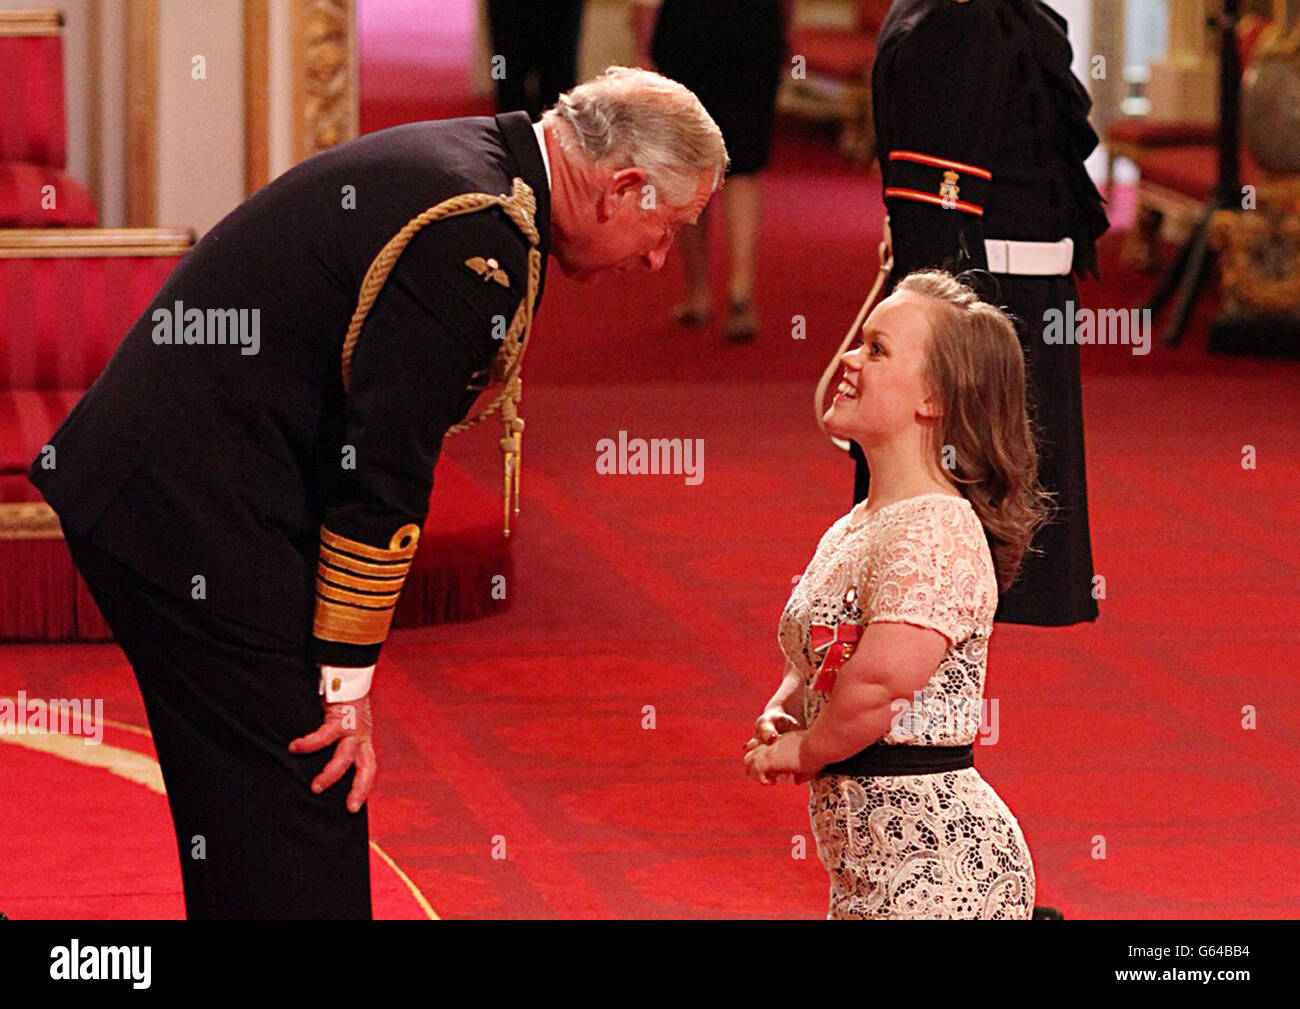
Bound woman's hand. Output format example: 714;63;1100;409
753;706;801;745
743;730;818;785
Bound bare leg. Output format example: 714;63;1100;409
725;174;762;340
674;206;712;324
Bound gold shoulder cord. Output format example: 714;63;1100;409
340;177;541;537
814;215;893;451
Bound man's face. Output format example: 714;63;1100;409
555;168;715;282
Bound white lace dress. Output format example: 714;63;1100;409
779;493;1035;919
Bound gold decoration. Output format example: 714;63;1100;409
0;502;63;541
293;0;358;161
1209;179;1300;316
939;169;961;204
312;595;397;645
340;177;542;537
464;256;511;288
321;523;420;559
313;523;420;645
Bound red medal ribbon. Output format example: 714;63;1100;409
809;623;861;693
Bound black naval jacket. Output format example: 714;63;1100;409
31;111;550;666
873;0;1108;278
862;0;1110;626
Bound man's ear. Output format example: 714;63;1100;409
595;167;648;223
608;166;650;203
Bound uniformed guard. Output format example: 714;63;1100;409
855;0;1110;626
31;67;726;919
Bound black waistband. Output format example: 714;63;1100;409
820;744;974;777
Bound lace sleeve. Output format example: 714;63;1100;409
860;502;987;647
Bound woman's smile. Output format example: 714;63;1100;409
833;366;860;402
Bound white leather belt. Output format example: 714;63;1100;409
984;237;1074;276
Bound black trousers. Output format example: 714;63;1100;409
64;528;371;920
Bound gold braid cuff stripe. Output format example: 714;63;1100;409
319;544;413;578
317;582;402;608
313;523;420;645
339;177;541;538
317;561;407;593
312;598;397;645
320;523;419;560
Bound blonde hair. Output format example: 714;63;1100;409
550;66;729;206
895;270;1052;592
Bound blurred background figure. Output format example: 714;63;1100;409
487;0;587;119
635;0;793;342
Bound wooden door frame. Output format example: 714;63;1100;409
127;0;359;210
125;0;158;226
244;0;359;196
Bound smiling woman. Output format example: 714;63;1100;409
822;271;1049;593
746;268;1047;919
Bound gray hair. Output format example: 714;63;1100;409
550;66;729;207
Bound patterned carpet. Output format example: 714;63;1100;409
2;121;1298;919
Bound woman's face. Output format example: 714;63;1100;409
823;290;940;444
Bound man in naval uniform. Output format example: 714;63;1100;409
30;67;726;919
853;0;1110;626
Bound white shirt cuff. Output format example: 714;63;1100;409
319;665;375;703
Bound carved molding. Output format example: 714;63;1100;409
0;503;62;541
0;227;193;259
292;0;359;163
1210;183;1300;317
0;9;63;35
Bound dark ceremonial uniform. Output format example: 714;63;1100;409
30;111;550;918
854;0;1109;625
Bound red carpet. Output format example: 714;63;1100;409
0;711;430;919
2;120;1298;919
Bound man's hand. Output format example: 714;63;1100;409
288;695;375;813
